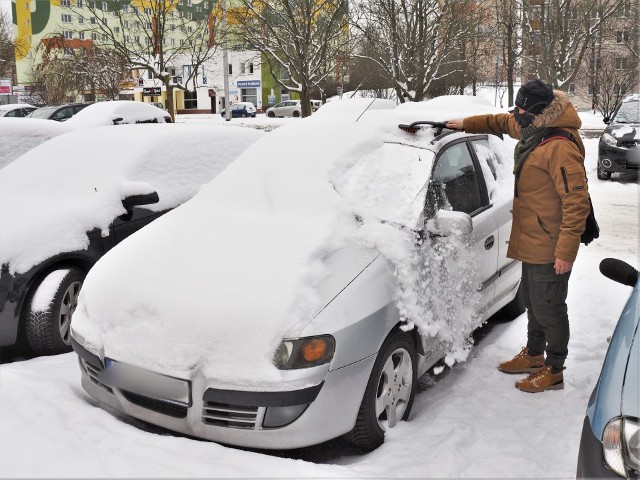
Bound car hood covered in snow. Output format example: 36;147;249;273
72;98;507;390
0;124;263;274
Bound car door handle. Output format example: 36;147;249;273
484;235;495;250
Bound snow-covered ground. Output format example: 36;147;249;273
0;109;636;478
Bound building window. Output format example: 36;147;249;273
122;4;128;12
614;83;627;95
240;62;245;74
114;26;120;33
77;0;83;6
184;89;197;109
615;58;628;70
241;88;258;106
79;31;85;39
588;85;600;95
125;35;130;43
186;11;192;19
91;32;98;40
228;64;232;74
101;1;108;10
279;67;289;80
616;31;629;43
62;13;72;22
567;83;576;94
146;37;152;45
619;1;630;17
90;16;96;24
63;30;73;39
64;47;72;56
61;0;71;6
171;38;175;46
145;7;152;14
78;16;83;24
249;63;254;74
102;17;108;25
124;20;129;28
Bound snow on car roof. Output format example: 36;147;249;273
72;98;511;386
0;123;263;274
0;117;70;169
65;100;169;127
0;103;35;111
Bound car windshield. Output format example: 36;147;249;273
336;142;435;227
614;101;640;124
28;106;60;119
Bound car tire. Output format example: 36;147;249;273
293;111;300;117
501;282;525;318
597;165;611;180
242;113;247;118
268;111;275;118
345;330;417;451
25;267;85;356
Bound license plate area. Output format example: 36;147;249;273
101;358;191;406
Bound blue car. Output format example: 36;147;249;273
220;102;257;118
577;258;640;478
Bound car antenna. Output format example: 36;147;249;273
398;121;460;136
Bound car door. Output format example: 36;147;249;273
111;207;167;244
424;138;499;312
469;137;520;305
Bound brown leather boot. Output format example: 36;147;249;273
497;347;544;374
515;365;564;393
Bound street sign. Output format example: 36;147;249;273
0;78;11;95
336;86;343;95
143;87;162;96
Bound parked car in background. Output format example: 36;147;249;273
598;94;640;180
577;258;640;479
1;101;172;170
0;104;37;118
65;100;172;126
0;124;263;356
220;102;257;118
311;100;322;112
28;102;90;122
266;100;301;118
70;97;524;452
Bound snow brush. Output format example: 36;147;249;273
398;121;459;136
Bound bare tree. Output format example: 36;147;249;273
350;0;477;102
28;39;81;104
73;46;132;100
589;51;638;118
1;10;28;80
69;0;220;119
229;0;348;117
522;0;625;89
493;0;522;106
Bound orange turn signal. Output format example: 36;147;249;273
301;339;327;362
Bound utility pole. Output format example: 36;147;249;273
221;0;231;121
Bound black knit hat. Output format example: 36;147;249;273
515;79;554;115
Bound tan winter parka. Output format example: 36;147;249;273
463;91;590;264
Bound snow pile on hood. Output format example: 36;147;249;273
0;118;70;169
72;98;511;386
65;101;169;127
0;123;263;274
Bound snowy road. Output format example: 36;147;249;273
0;129;637;478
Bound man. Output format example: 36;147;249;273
446;79;591;393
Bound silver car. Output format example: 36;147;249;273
71;100;523;451
265;100;301;118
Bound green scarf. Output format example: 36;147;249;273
513;125;555;175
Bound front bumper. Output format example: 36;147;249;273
73;337;375;449
577;416;619;478
599;144;640;174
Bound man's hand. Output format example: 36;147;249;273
446;119;464;130
555;258;573;275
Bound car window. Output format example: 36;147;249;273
613;101;640;124
5;110;19;117
470;138;503;200
53;107;73;120
426;141;485;217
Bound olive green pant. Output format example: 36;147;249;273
522;262;571;370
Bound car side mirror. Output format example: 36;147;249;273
426;210;473;236
112;117;124;125
119;191;159;221
603;116;610;124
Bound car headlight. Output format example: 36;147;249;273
603;417;640;478
602;133;620;147
273;335;335;369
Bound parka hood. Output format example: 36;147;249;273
533;90;581;130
